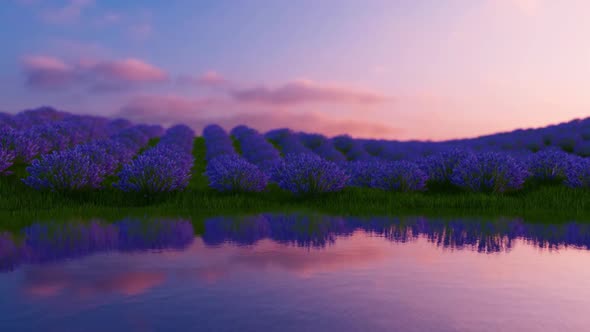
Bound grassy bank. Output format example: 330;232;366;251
1;137;590;226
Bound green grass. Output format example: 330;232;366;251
2;137;590;227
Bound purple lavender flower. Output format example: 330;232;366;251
420;149;472;184
23;149;103;191
370;160;428;192
13;130;39;163
203;124;238;160
205;155;268;192
574;140;590;157
333;135;372;161
115;146;194;192
0;145;15;174
343;160;382;187
265;128;311;155
105;118;133;136
299;133;346;162
0;127;17;173
526;149;573;182
565;156;590;188
451;152;529;193
159;124;195;153
230;125;281;172
272;153;349;194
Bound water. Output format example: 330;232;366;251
1;214;590;331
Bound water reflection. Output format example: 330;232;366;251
203;214;590;252
2;214;590;273
0;218;193;272
1;214;590;331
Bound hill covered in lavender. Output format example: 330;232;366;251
1;106;590;195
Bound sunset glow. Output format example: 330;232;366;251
2;0;589;139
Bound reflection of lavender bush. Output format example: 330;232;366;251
205;155;268;192
116;218;194;251
0;218;195;269
451;152;529;193
200;213;590;251
272;153;348;194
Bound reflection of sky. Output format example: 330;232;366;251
1;215;590;331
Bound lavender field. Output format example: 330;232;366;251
1;106;590;221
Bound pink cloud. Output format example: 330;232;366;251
119;95;216;125
90;58;167;82
21;55;75;89
231;79;391;105
117;94;399;138
21;55;168;92
177;70;231;88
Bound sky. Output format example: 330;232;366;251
1;0;590;140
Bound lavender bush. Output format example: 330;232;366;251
272;153;348;195
333;135;372;161
115;125;194;193
451;152;529;193
265;128;311;155
299;133;346;162
115;146;193;192
526;149;573;182
230;125;281;172
203;124;237;160
420;149;472;185
371;161;428;192
205;155;268;192
23;149;102;191
565;157;590;188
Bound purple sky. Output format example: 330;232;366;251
2;0;590;140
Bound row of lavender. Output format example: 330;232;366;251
0;218;194;272
203;124;590;194
1;107;195;192
115;124;194;192
1;107;134;174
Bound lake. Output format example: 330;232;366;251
1;214;589;331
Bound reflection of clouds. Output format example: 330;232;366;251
228;236;390;277
22;266;165;298
174;235;392;283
